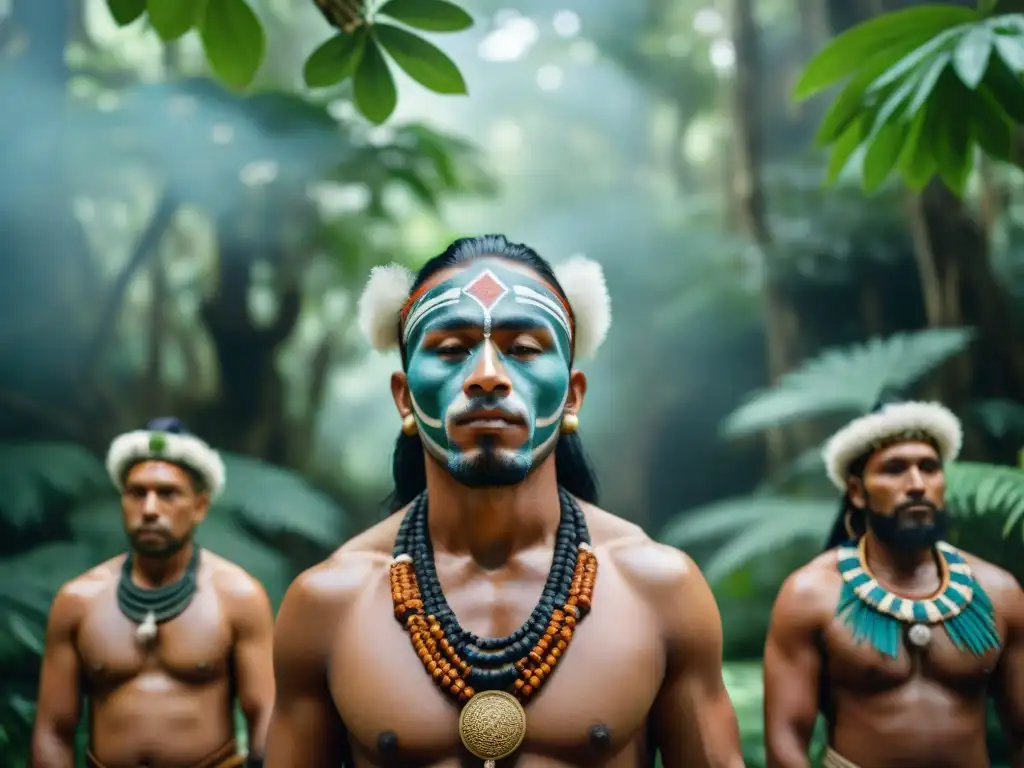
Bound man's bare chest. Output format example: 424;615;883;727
77;589;233;689
824;618;999;694
330;570;664;765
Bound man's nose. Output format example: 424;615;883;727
905;467;926;495
142;491;160;518
464;340;512;397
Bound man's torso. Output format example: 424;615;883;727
72;552;242;768
812;548;1006;768
326;505;669;767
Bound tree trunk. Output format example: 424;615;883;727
729;0;799;465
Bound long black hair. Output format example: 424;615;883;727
386;234;600;512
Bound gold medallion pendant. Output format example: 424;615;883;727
458;690;527;767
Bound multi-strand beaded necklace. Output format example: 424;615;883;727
389;488;597;766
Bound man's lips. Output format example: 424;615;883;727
455;410;524;428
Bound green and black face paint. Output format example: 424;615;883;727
402;260;573;487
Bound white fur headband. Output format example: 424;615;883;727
107;427;226;498
822;401;962;491
356;255;612;360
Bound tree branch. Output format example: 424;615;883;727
79;194;178;384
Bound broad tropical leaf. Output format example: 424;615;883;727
721;328;975;438
0;542;98;660
217;454;348;545
796;10;1024;195
0;443;108;529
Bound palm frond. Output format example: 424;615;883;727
945;461;1024;537
217;454;348;546
659;497;834;582
973;399;1024;441
667;461;1024;585
721;328;975;438
0;442;107;528
753;446;828;496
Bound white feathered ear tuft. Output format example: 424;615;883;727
357;264;415;352
554;256;611;360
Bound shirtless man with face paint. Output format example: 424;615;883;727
764;393;1024;768
265;235;745;768
32;418;275;768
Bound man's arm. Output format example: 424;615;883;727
988;570;1024;768
641;544;745;768
763;569;824;768
265;564;350;768
31;585;85;768
226;573;276;763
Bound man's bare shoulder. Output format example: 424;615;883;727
280;511;403;617
202;551;273;617
770;550;841;631
48;557;121;627
960;550;1024;612
577;500;701;600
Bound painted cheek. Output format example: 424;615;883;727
508;355;569;431
406;350;471;446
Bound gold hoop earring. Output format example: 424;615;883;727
401;414;418;436
561;413;579;434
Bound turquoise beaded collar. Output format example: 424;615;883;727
835;538;1000;658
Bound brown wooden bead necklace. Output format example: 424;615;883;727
390;488;597;766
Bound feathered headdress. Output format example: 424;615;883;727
822;390;962;491
356;255;612;360
106;417;226;498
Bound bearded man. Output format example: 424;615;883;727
265;235;744;768
764;394;1024;768
32;418;275;768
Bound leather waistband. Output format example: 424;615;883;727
86;738;243;768
823;746;861;768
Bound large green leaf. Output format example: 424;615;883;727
0;443;107;529
721;328;976;439
216;453;347;545
107;0;146;25
353;37;398;124
953;26;995;88
793;5;978;99
303;30;368;88
377;0;473;31
199;0;266;90
147;0;206;40
0;543;98;660
374;24;468;95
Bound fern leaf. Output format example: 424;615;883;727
973;398;1024;440
659;496;834;582
944;461;1024;536
721;328;975;438
0;443;107;529
217;454;348;546
700;504;834;583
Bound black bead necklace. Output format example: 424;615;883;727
392;488;590;692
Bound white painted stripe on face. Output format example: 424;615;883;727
403;287;462;342
535;390;567;428
512;286;571;340
409;391;443;429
